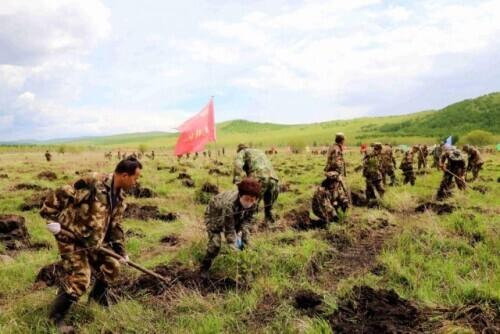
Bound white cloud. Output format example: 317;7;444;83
195;0;500;101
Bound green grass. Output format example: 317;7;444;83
0;137;499;333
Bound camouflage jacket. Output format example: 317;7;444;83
399;152;414;170
439;151;466;175
233;148;279;184
312;182;349;210
40;173;127;255
324;143;345;174
467;147;483;166
204;190;257;233
381;146;396;169
363;151;383;179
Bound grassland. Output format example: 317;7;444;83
0;145;498;333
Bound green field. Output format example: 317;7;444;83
0;144;499;333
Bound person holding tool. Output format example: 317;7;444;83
40;157;142;333
436;148;466;200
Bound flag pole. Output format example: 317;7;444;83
211;96;220;189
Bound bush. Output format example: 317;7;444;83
460;130;495;146
138;144;148;154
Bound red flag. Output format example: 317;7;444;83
174;98;216;156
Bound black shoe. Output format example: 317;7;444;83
88;280;109;306
199;258;212;279
49;291;76;333
264;212;275;224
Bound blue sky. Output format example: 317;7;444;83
1;0;500;141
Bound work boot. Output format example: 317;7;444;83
264;210;275;225
88;279;109;306
49;291;77;334
199;257;212;279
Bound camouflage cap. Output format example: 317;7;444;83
372;142;382;150
335;132;345;143
462;144;470;151
237;144;248;152
449;149;462;160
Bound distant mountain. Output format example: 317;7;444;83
2;93;498;148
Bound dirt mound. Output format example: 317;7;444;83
284;209;327;230
159;235;180;246
0;214;50;251
350;190;367;207
13;183;45;191
116;261;247;297
274;235;303;245
37;171;57;181
322;230;351;251
208;168;230;176
177;172;192;180
279;183;291;193
328;286;428;333
0;174;8;179
201;182;219;194
415;202;456;215
293;289;324;315
125;229;145;238
243;292;280;328
75;169;92;175
182;179;195;188
446;304;500;333
34;262;64;289
126;183;155;198
124;204;177;222
20;191;49;211
472;185;489;194
195;182;220;204
0;215;29;250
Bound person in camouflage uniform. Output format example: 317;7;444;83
363;143;385;203
233;144;279;224
431;144;444;170
381;144;397;186
436;149;466;200
45;150;52;162
399;150;416;186
312;171;349;223
462;145;484;181
200;178;261;276
324;132;346;176
413;145;428;170
40;157;142;332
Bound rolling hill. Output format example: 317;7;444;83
2;92;499;150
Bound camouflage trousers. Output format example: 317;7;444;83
259;178;279;217
401;167;416;186
382;167;397;186
418;158;426;170
57;240;121;299
204;220;252;263
469;162;483;180
365;178;385;201
436;172;466;200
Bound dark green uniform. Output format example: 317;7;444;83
436;150;466;200
363;147;385;202
312;176;349;223
399;151;416;186
201;190;257;271
233;148;279;222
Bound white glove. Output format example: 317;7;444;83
47;222;61;235
119;254;129;264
